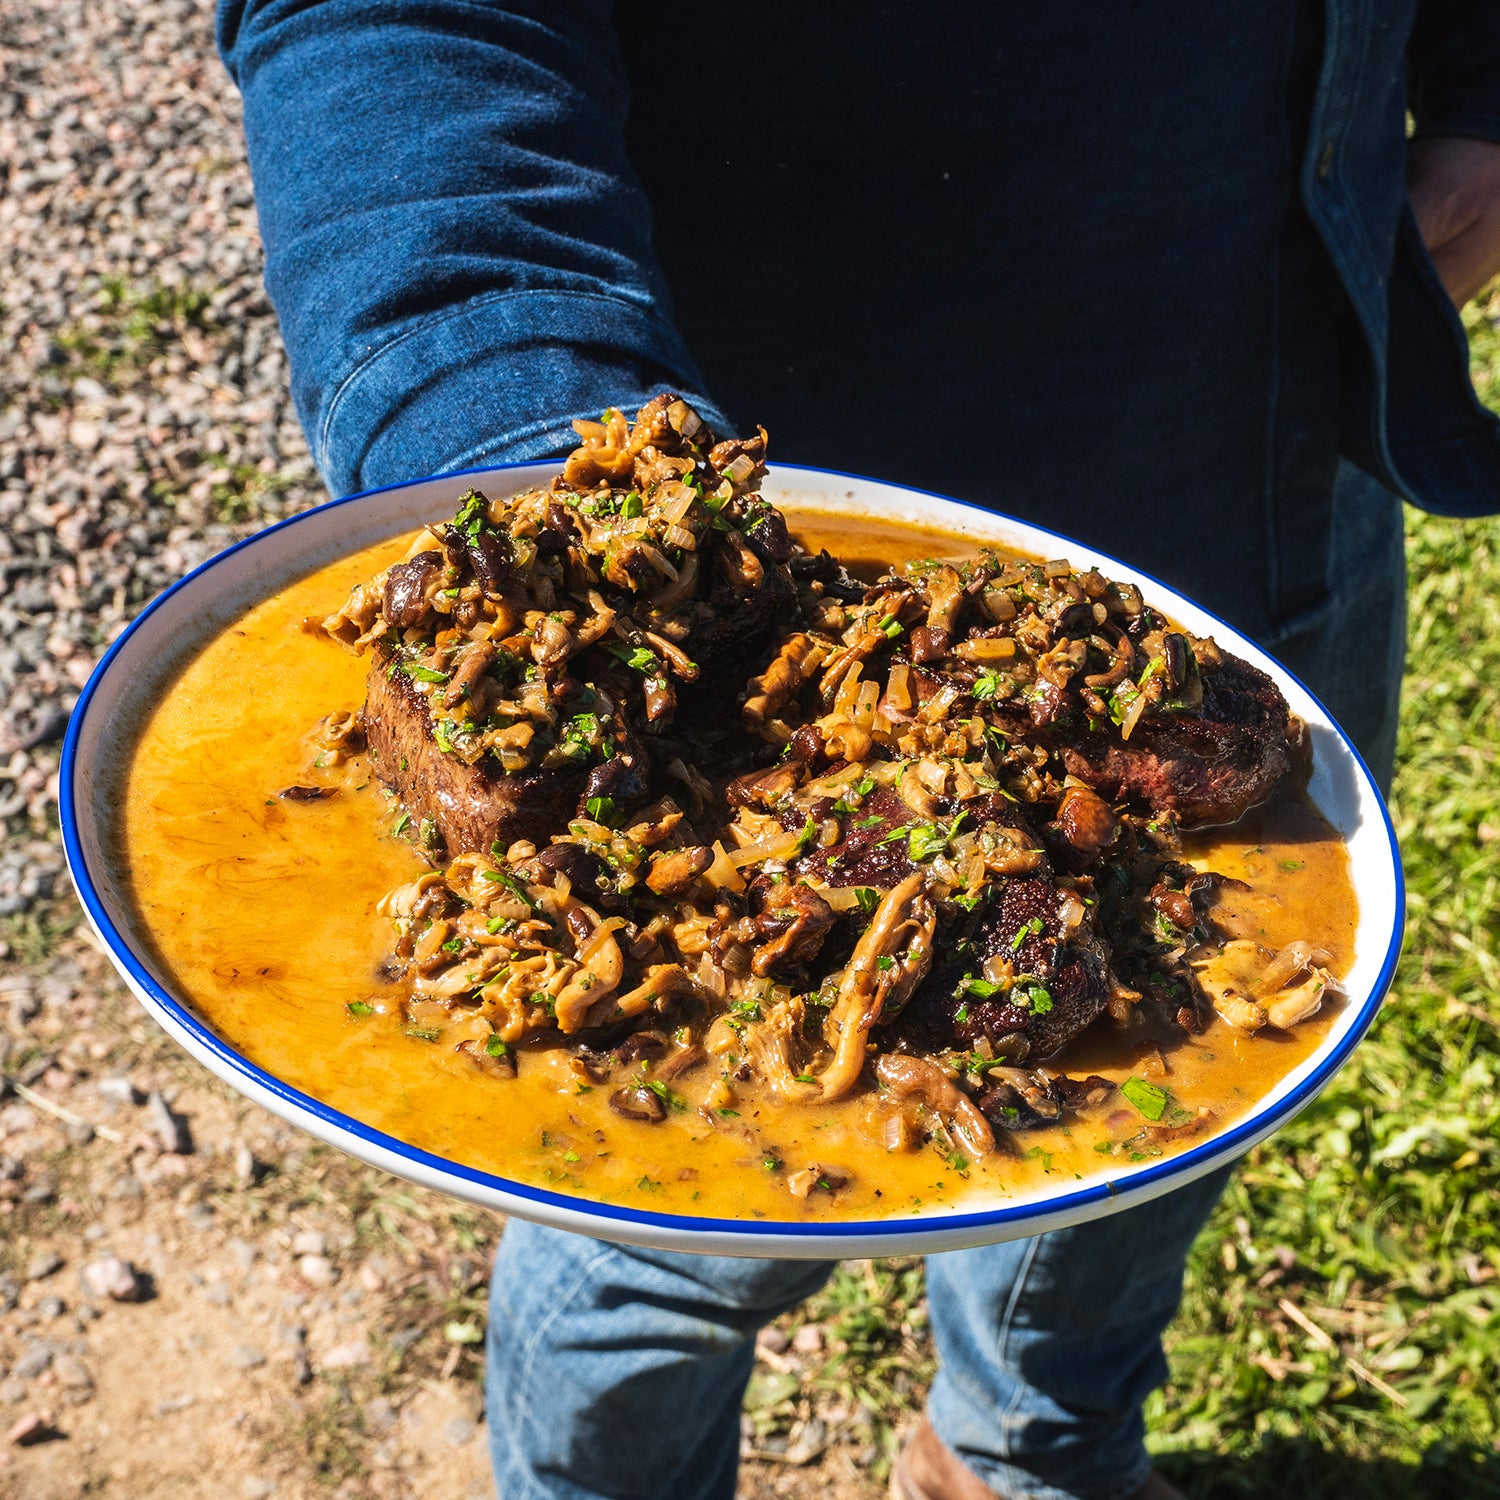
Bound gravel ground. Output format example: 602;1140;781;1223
0;6;902;1497
0;0;321;931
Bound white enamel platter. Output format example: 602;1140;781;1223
60;463;1404;1258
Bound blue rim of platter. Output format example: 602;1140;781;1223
59;460;1406;1248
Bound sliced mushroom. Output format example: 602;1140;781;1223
455;1037;517;1079
646;846;714;896
873;1054;995;1156
552;920;626;1033
609;1086;665;1122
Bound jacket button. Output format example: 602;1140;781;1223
1317;141;1335;179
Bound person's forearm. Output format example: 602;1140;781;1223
217;0;725;496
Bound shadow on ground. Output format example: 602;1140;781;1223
1160;1435;1500;1500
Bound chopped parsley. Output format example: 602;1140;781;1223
345;1001;374;1017
1121;1076;1169;1121
955;974;1002;1000
644;1079;687;1112
484;1035;510;1058
585;794;619;825
608;642;660;674
1010;914;1045;950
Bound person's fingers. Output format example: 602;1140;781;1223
1423;227;1500;309
1406;136;1500;305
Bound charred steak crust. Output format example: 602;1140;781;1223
363;657;584;855
890;875;1112;1062
1050;655;1291;826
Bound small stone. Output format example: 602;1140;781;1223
51;1354;91;1391
81;1254;143;1302
756;1326;790;1355
36;1297;65;1320
13;1349;52;1380
292;1350;312;1386
389;1326;423;1353
146;1092;192;1155
364;1396;398;1435
97;1076;143;1107
229;1344;266;1371
319;1341;368;1371
241;1480;276;1499
0;1380;27;1405
357;1260;387;1293
6;1412;50;1446
234;1144;260;1186
291;1230;327;1257
277;1324;306;1347
20;1173;57;1206
26;1251;63;1282
0;1274;20;1312
791;1325;823;1354
183;1202;216;1231
296;1254;336;1288
442;1415;476;1448
226;1238;257;1270
154;1394;195;1417
203;1282;232;1307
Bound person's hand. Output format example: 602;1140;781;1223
1407;134;1500;307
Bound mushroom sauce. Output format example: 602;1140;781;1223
114;510;1356;1224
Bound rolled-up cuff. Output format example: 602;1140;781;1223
316;287;731;498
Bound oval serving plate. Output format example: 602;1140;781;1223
60;462;1404;1259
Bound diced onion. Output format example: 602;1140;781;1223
833;664;864;718
1119;687;1151;741
886;664;913;710
728;827;805;869
955;637;1017;662
820;884;890;913
702;840;747;892
663;523;698;552
660;485;697;525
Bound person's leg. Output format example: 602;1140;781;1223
922;1168;1230;1500
486;1220;832;1500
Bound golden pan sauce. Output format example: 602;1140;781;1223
116;512;1356;1222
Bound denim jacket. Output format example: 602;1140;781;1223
217;0;1500;518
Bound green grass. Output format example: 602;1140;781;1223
54;275;214;390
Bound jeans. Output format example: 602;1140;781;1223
481;465;1405;1500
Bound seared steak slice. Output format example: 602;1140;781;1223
889;876;1112;1062
363;660;584;855
795;786;925;889
1048;655;1291;826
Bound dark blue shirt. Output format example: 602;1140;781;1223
216;0;1500;640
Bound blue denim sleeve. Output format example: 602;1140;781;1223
215;0;728;497
1408;0;1500;143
